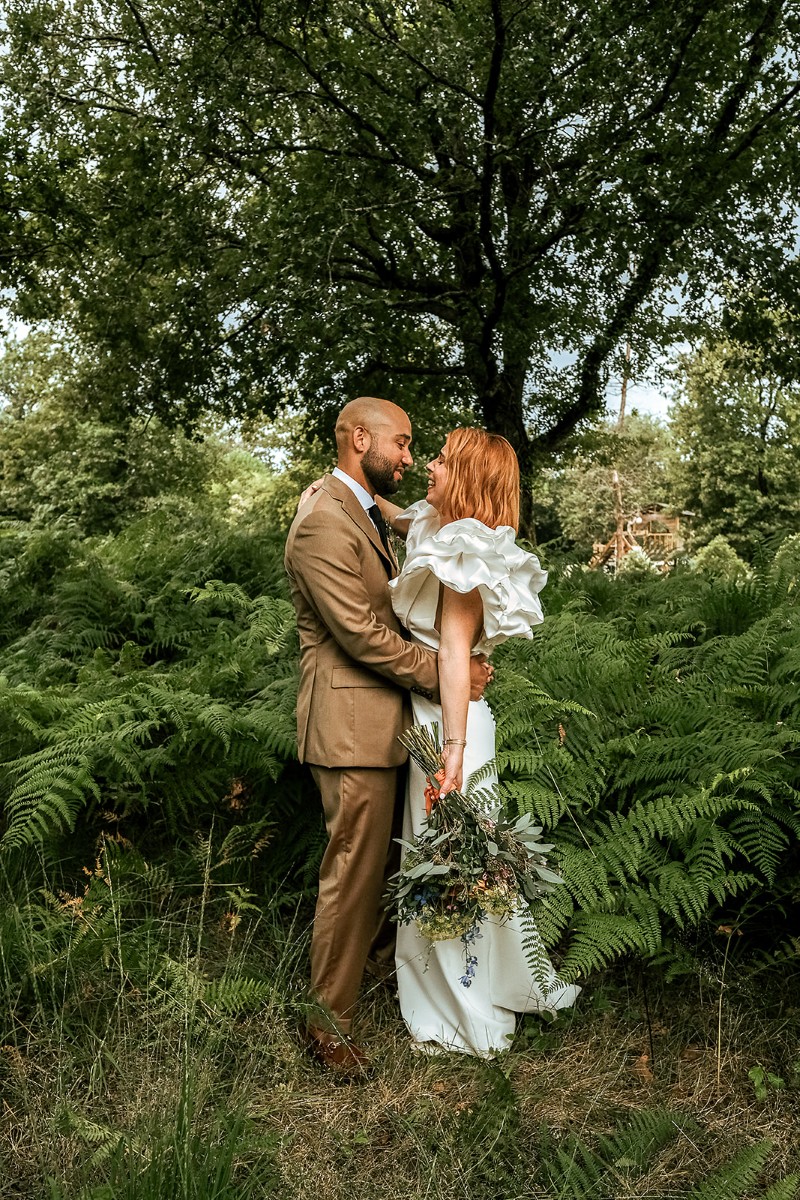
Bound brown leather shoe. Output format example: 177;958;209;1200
305;1027;372;1079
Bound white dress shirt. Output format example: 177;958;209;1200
332;467;382;532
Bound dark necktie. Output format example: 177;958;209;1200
368;504;392;557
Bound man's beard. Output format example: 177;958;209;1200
362;446;401;495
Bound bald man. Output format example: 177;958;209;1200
284;397;488;1075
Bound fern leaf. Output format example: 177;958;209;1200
683;1141;772;1200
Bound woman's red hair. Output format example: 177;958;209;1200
442;428;520;532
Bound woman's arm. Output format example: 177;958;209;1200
435;585;485;797
298;485;412;539
375;495;411;539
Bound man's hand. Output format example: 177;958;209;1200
468;655;493;701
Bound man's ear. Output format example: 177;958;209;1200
352;425;371;452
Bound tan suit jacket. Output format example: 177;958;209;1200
284;474;438;768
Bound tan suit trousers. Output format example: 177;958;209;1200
309;764;403;1034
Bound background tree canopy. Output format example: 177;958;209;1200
3;0;800;530
670;332;800;559
532;411;676;556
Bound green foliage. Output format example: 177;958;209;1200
535;1117;798;1200
5;495;800;986
0;332;226;535
48;1049;282;1199
451;1069;524;1199
0;403;793;1197
60;1061;281;1200
537;1108;685;1198
615;544;661;578
682;1141;772;1200
2;407;800;992
670;337;800;560
491;549;800;980
763;1179;800;1200
0;496;325;893
4;0;800;515
693;535;752;581
532;413;677;555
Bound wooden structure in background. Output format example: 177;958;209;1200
589;501;692;572
591;337;693;572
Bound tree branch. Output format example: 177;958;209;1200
362;357;467;378
479;0;507;294
121;0;162;70
48;89;148;120
361;6;482;105
247;19;436;182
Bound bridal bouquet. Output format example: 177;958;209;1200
388;724;562;983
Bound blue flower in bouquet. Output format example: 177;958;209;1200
459;925;483;987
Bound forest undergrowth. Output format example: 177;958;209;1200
1;846;798;1199
1;508;800;1197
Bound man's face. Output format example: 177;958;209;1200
361;415;413;495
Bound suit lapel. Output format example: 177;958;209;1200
323;474;398;577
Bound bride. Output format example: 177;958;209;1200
378;427;579;1058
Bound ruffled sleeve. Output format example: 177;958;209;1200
389;500;547;653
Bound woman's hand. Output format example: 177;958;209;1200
298;477;324;507
436;742;465;798
424;779;439;816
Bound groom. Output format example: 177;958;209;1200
284;396;489;1075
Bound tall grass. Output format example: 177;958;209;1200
2;834;799;1199
0;834;303;1198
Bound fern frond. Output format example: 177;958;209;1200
203;976;273;1015
761;1175;800;1200
683;1141;772;1200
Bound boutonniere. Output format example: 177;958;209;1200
388;527;404;564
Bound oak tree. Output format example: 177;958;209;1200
3;0;800;528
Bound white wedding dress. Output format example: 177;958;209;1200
389;500;580;1057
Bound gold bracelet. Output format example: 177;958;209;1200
443;738;467;747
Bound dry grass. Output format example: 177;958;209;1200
261;964;800;1200
1;899;799;1200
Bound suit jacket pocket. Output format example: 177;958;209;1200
331;665;393;689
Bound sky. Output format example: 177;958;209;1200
619;381;671;422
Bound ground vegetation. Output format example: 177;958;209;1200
0;380;799;1193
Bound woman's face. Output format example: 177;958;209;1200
426;441;449;512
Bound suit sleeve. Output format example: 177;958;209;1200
290;506;439;695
